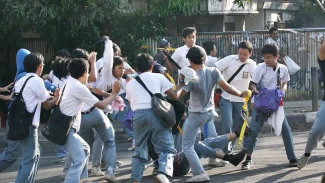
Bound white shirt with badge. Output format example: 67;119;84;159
171;45;208;69
126;72;174;111
251;62;290;90
14;73;50;127
59;77;100;132
215;55;256;102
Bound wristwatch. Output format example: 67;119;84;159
179;79;185;84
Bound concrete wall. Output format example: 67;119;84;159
208;0;258;14
165;15;225;34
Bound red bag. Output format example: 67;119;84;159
214;88;222;108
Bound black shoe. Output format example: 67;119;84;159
241;160;253;170
227;150;246;166
289;159;298;167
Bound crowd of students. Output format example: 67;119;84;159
0;26;325;183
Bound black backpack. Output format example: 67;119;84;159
7;76;37;140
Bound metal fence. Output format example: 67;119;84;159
148;28;325;100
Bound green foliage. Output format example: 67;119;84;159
232;0;252;8
148;0;202;18
0;0;254;64
291;0;325;28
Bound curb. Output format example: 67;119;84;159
213;112;316;135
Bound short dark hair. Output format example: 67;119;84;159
269;27;278;34
68;58;89;79
53;57;70;80
202;41;215;55
261;44;279;57
113;43;121;56
238;41;253;53
186;46;205;65
134;53;154;73
70;48;89;60
113;56;124;72
24;52;44;73
182;27;196;38
55;49;70;58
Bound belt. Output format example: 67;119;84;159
81;106;96;115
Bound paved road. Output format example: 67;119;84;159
1;130;325;183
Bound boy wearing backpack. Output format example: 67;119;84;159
11;52;59;182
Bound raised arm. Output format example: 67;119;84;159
96;37;114;91
319;40;325;61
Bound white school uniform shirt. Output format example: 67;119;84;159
49;71;65;87
126;72;174;111
171;45;208;69
59;77;100;132
14;73;50;127
251;62;290;90
205;56;219;67
215;55;256;102
108;77;127;95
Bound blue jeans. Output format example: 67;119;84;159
64;129;90;183
0;120;21;172
305;101;325;153
219;97;244;152
243;107;297;160
131;109;175;182
56;145;67;158
64;108;116;175
219;97;244;134
182;110;214;176
15;126;41;183
110;93;134;139
200;119;218;138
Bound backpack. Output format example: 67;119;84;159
7;76;37;140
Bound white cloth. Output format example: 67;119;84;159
126;72;174;111
124;62;132;70
171;45;208;69
205;56;219;67
180;67;200;85
49;71;65;88
267;106;285;136
265;37;278;45
14;73;50;127
59;77;99;132
251;63;290;90
215;55;256;102
96;40;114;92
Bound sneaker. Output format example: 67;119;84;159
60;173;66;179
186;173;210;182
208;158;225;167
55;156;66;163
297;155;310;169
116;160;123;166
289;159;298;167
90;167;105;177
241;160;253;170
104;174;117;183
227;150;246;166
153;174;170;183
128;144;135;151
152;167;158;175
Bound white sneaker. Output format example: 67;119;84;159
60;173;66;179
208;158;225;167
90;167;105;177
55;156;66;163
297;155;311;169
153;174;170;183
186;174;210;182
104;174;117;183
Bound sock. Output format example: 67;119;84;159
304;153;311;157
246;155;251;161
234;131;240;138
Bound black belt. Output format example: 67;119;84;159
81;106;96;115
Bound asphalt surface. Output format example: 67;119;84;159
1;129;325;183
